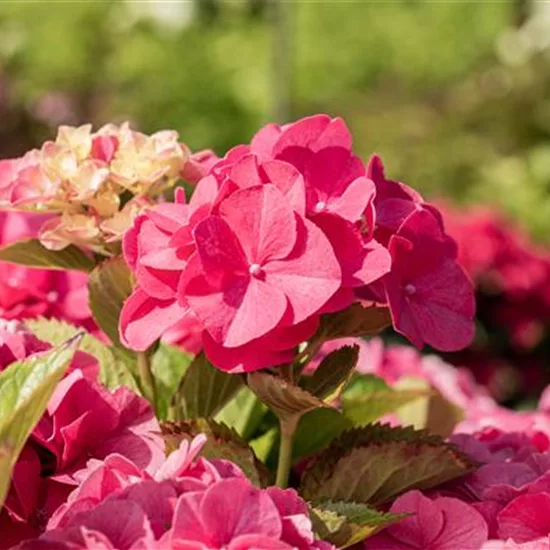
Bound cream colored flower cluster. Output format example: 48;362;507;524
0;123;189;252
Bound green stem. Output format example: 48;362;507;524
137;352;157;412
275;416;298;488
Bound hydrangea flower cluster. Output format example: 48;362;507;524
2;114;544;550
0;123;188;252
120;115;475;371
10;423;332;550
0;321;164;548
442;205;550;400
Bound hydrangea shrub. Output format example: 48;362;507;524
0;114;547;548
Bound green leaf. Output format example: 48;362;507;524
173;352;244;420
310;500;405;548
152;344;193;420
215;386;268;440
161;418;269;486
300;423;476;505
320;304;392;340
301;345;359;401
87;255;133;348
247;371;328;425
293;407;353;461
0;238;95;272
249;427;278;463
0;334;81;507
24;317;138;392
341;374;431;426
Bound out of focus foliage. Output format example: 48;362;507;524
1;0;550;238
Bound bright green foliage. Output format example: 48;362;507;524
0;335;80;507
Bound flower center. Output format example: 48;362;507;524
249;263;263;277
314;201;327;213
404;283;417;296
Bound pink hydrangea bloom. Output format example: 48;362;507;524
383;208;475;351
367;490;488;549
120;115;472;370
1;361;163;547
182;184;341;347
17;435;330;550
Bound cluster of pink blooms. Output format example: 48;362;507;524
0;321;331;549
0;123;188;252
0;321;164;548
15;434;333;550
120;115;475;370
442;206;550;398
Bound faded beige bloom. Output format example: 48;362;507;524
0;122;190;251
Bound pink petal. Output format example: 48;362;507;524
498;493;550;542
260;160;306;216
326;176;375;222
186;272;287;348
228;154;263;189
312;117;352;151
218;185;297;264
119;288;189;351
200;479;282;542
272;114;331;156
250;123;282;159
264;216;341;323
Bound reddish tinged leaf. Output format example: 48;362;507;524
300;423;476;505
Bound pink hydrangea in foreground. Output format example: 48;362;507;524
119;114;475;371
15;436;333;550
0;326;163;548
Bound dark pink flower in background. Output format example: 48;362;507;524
366;490;488;549
383;208;475;351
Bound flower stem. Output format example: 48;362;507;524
275;416;298;488
137;351;157;412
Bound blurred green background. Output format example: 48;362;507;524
1;0;550;238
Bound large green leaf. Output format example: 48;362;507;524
320;304;392;340
87;255;133;347
300;423;476;505
0;238;95;272
161;418;269;486
173;353;244;420
25;317;138;392
215;386;268;440
341;374;431;426
152;344;193;420
310;500;405;548
0;335;81;507
301;345;359;401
